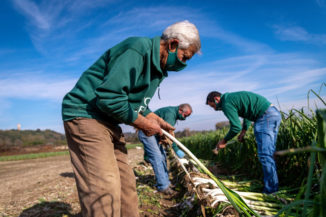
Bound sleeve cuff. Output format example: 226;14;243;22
142;108;152;116
127;110;139;124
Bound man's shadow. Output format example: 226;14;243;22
60;172;75;178
19;201;81;217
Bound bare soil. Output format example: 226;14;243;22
0;148;183;217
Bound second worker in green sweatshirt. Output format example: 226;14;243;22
206;91;281;194
138;104;192;195
62;20;201;217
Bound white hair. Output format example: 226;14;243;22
161;20;201;53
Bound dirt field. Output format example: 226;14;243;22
0;148;145;217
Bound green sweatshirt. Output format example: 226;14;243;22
62;36;167;125
216;91;271;141
154;106;180;126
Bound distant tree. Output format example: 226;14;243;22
124;131;139;143
175;128;195;138
215;121;229;130
0;129;67;151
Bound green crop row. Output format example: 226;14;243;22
181;108;317;187
180;88;326;216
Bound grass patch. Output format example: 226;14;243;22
126;143;142;149
0;151;69;161
0;143;142;161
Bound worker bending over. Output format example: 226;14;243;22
206;91;281;194
138;104;192;194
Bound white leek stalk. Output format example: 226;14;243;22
162;129;261;217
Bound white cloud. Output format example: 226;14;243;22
106;6;273;53
12;0;50;30
104;6;203;30
67;6;206;62
279;67;326;86
11;0;117;56
12;2;275;62
12;0;115;31
204;27;273;53
261;68;326;96
273;25;326;45
0;74;76;101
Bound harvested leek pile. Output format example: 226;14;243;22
164;130;290;217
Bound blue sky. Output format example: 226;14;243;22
0;0;325;133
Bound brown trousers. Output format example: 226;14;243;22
64;118;139;217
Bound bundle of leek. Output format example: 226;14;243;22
163;129;285;217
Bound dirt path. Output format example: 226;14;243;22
0;148;145;217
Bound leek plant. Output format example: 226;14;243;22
317;109;326;217
162;129;261;217
180;102;319;188
274;109;326;217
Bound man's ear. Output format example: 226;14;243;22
214;96;220;103
168;39;179;52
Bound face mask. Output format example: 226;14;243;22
214;101;222;111
165;47;187;71
177;111;186;120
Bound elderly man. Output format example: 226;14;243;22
62;21;200;217
206;91;281;194
138;104;192;194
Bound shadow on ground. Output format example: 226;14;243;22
60;172;75;178
19;201;81;217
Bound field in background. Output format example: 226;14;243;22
180;90;325;216
0;143;142;162
0;151;69;161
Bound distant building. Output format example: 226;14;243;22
17;123;21;131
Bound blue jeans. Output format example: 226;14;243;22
138;130;170;191
254;106;281;194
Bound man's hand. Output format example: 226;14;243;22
159;119;175;131
212;139;227;155
145;119;162;136
217;139;227;149
132;115;162;136
146;113;175;131
237;129;247;143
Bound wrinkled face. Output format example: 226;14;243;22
179;108;192;118
176;44;197;63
